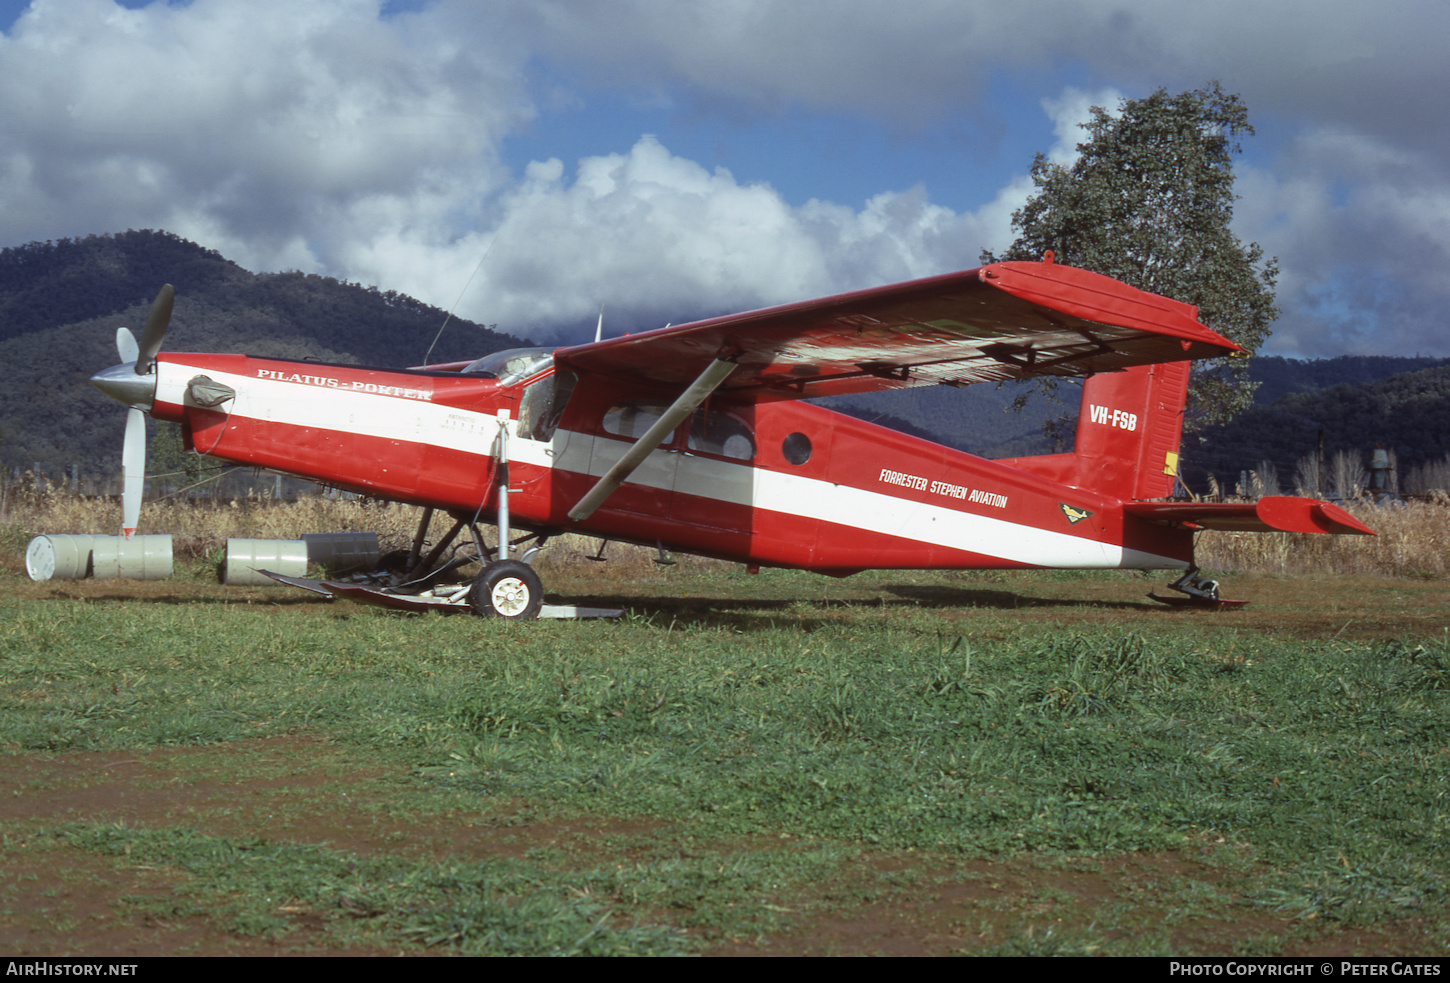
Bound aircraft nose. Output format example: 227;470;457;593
90;362;157;412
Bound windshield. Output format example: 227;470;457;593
462;347;554;385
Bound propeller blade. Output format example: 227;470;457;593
134;284;174;375
122;407;145;539
115;327;138;364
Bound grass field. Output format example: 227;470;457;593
2;533;1448;955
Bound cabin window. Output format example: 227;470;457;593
782;432;812;465
688;409;755;461
518;369;577;442
602;400;672;440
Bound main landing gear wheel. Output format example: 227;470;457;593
469;559;544;620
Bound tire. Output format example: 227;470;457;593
468;559;543;620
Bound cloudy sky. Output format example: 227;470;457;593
0;0;1445;358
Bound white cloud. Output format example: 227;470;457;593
0;0;531;269
412;136;1003;344
1040;87;1123;165
492;0;1450;356
499;0;1450;150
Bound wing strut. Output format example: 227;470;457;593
568;358;737;523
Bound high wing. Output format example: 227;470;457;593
554;258;1241;402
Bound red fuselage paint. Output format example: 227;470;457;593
150;352;1194;574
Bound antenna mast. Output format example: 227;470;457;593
422;226;503;366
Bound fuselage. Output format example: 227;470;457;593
138;348;1194;574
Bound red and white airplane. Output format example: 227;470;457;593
91;255;1372;618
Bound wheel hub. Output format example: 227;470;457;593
491;576;531;616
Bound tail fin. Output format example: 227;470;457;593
1073;361;1189;500
996;361;1189;501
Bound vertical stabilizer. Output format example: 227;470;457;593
1072;361;1188;500
996;361;1190;501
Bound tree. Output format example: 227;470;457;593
984;82;1279;431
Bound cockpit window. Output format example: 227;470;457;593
462;347;554;385
518;369;577;442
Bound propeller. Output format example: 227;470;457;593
121;404;145;539
134;283;174;375
95;285;174;538
115;326;138;364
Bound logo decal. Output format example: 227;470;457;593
1060;503;1093;525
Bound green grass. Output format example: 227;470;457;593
2;567;1448;954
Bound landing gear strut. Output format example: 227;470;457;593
265;414;621;618
464;412;543;620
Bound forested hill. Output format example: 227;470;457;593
1185;363;1450;490
1247;355;1450;405
0;231;530;475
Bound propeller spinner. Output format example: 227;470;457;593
90;285;174;539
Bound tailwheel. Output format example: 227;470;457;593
1171;568;1220;601
469;559;544;620
1149;567;1249;609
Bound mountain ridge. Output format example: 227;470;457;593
1;230;529;474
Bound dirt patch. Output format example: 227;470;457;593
1;735;661;865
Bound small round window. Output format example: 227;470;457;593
782;432;812;465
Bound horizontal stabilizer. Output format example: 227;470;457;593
1125;497;1375;535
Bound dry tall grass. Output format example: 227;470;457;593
0;476;718;580
3;475;1445;580
2;480;416;557
1196;496;1450;577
